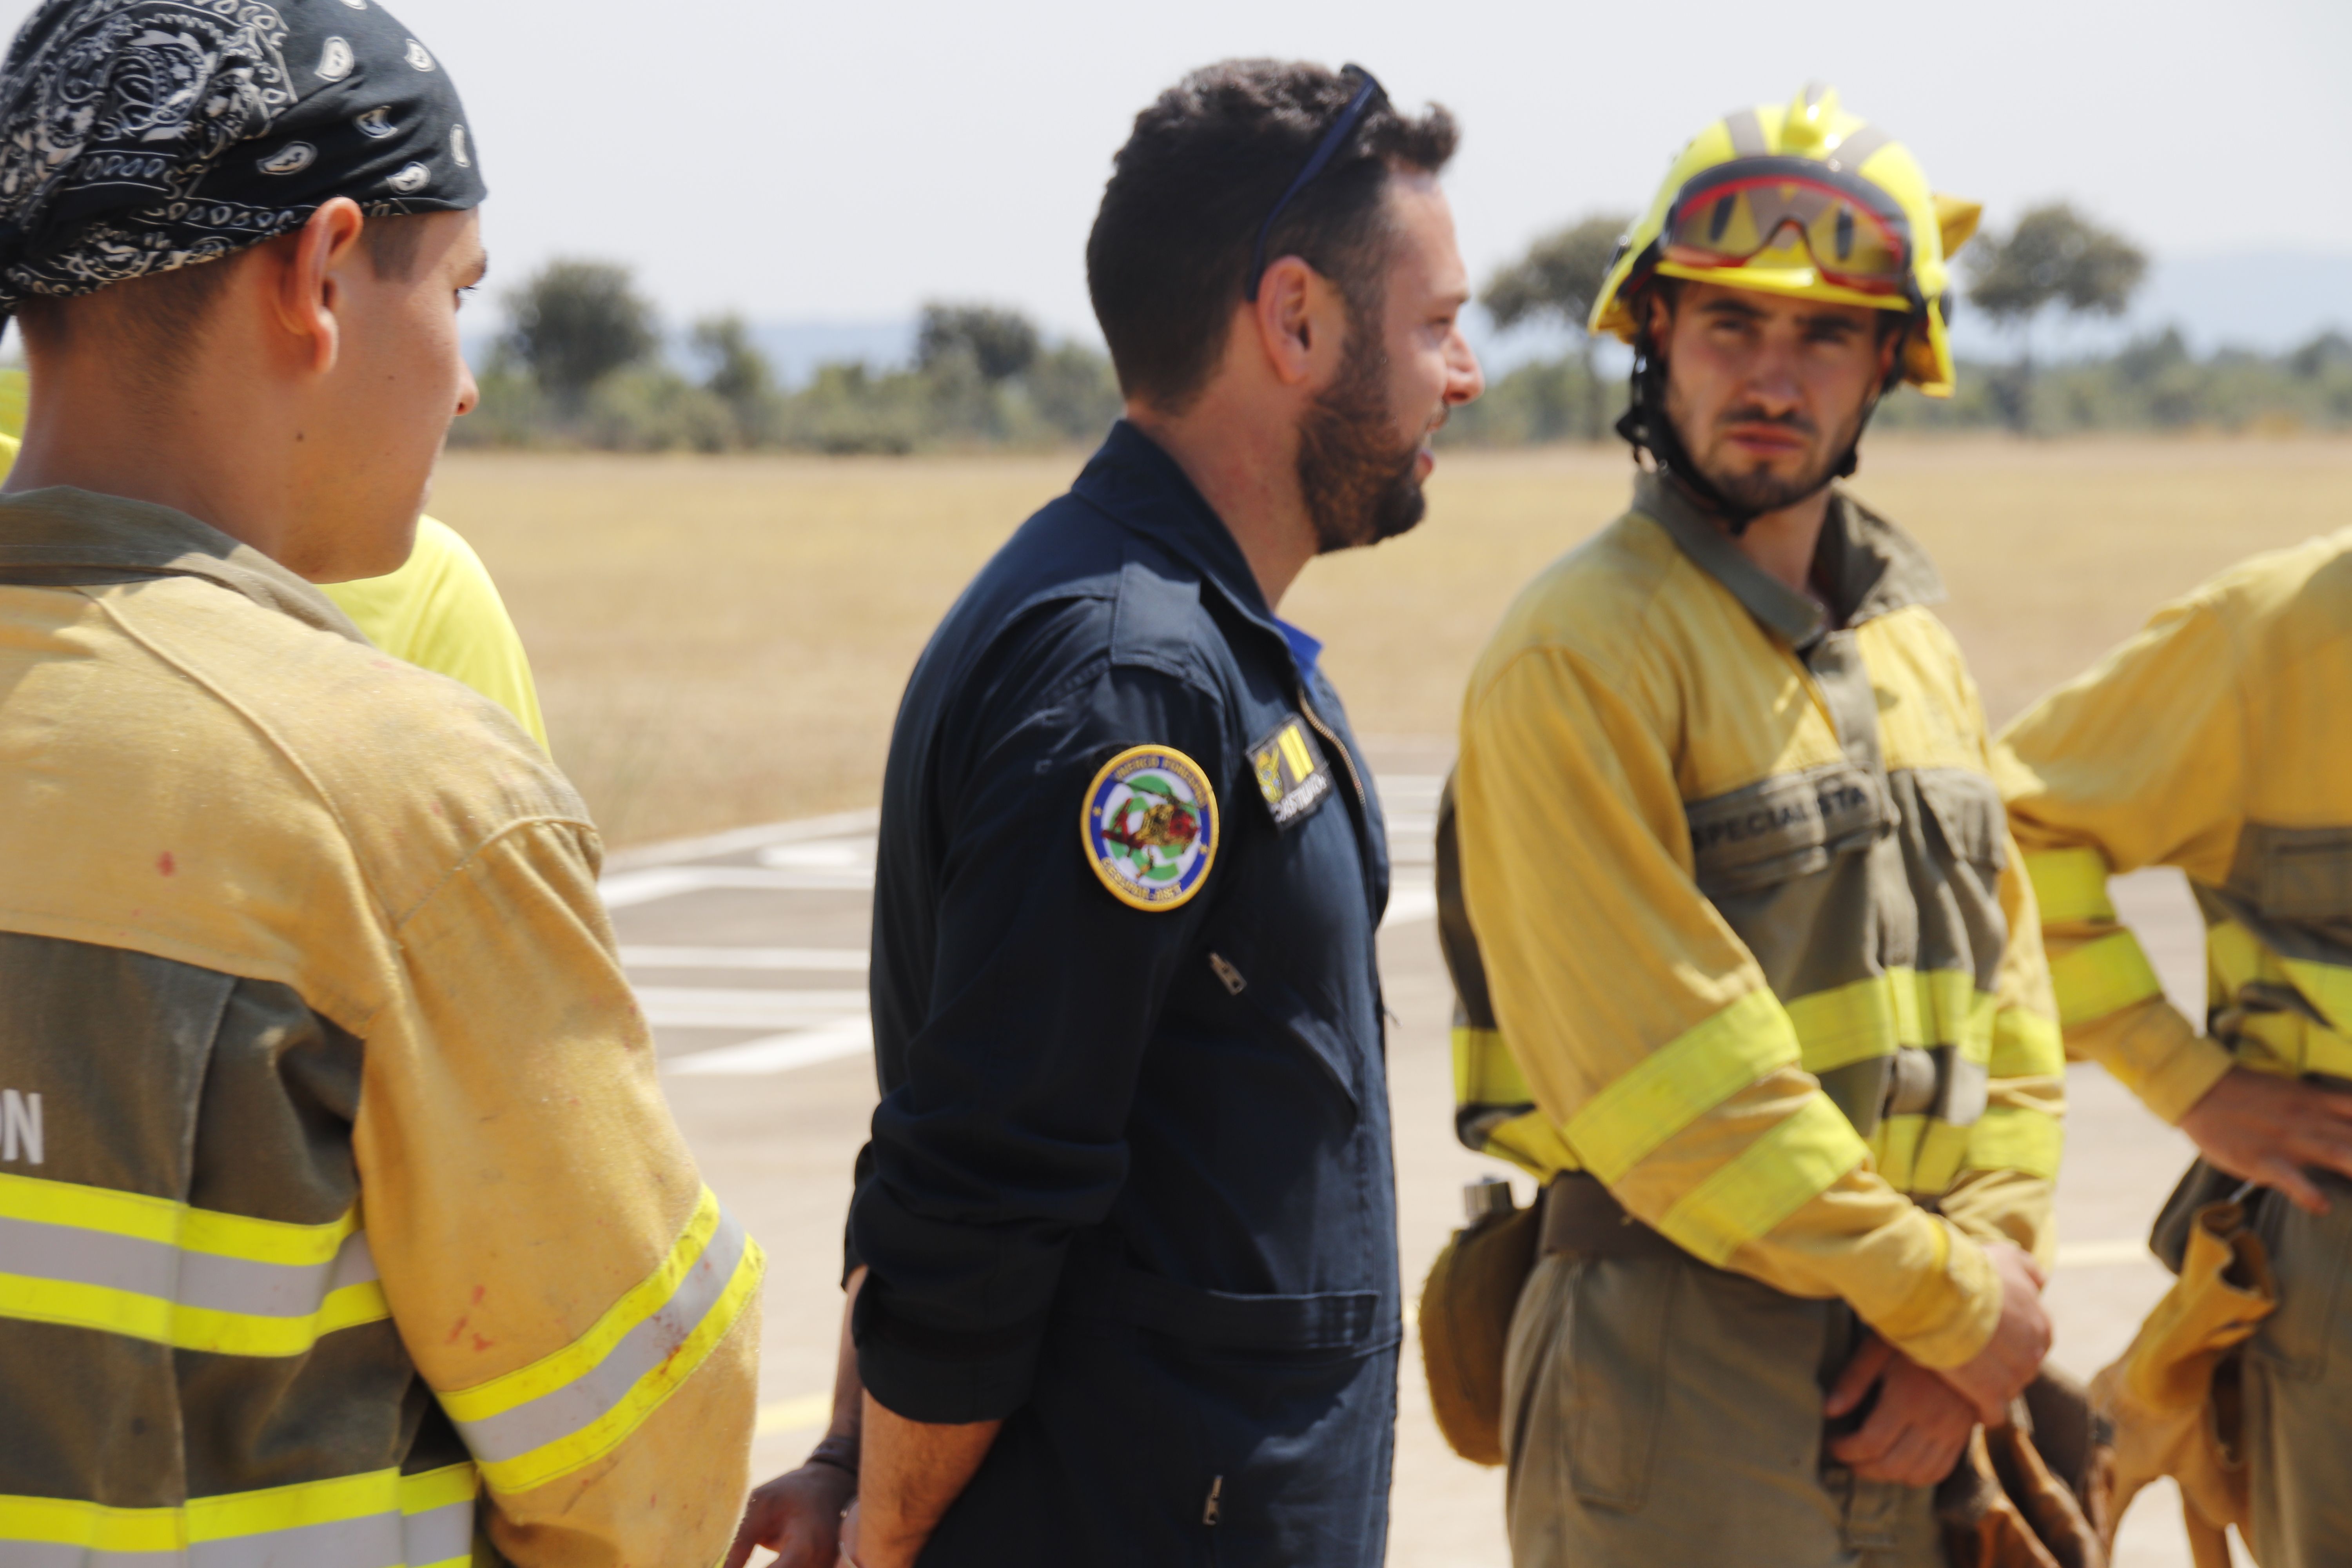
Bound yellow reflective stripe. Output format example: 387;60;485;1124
1482;1108;1582;1181
1910;1118;1976;1195
0;1491;181;1552
443;1188;766;1494
0;1270;389;1356
0;1171;358;1265
2024;847;2115;925
1786;974;1897;1074
1875;1112;1926;1192
1564;989;1798;1184
0;1463;477;1556
2049;929;2163;1027
475;1232;762;1494
1452;1025;1533;1107
1657;1095;1865;1266
2279;954;2352;1042
398;1463;479;1516
1786;968;1996;1074
442;1187;722;1422
1990;1008;2065;1078
1961;1106;2064;1181
2209;919;2263;994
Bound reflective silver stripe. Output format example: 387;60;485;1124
1722;108;1769;158
0;1545;164;1567
0;1217;373;1319
452;1206;751;1463
401;1496;475;1565
1826;123;1891;174
0;1497;468;1568
188;1509;406;1568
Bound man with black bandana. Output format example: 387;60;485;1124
1438;88;2063;1564
0;3;760;1562
726;59;1481;1568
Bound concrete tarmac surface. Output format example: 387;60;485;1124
615;745;2243;1567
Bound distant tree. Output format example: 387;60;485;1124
503;261;659;407
1965;204;2147;432
1481;213;1631;441
916;303;1040;384
690;313;780;445
2289;329;2352;379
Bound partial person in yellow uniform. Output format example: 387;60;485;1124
0;4;757;1564
1442;87;2061;1565
0;368;546;750
1999;538;2352;1566
321;515;548;749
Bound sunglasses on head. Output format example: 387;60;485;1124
1244;65;1388;302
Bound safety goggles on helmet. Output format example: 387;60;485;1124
1660;156;1915;299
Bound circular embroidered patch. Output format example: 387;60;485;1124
1080;745;1219;911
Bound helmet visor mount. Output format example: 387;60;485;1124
1660;157;1914;300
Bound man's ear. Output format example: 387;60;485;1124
1249;255;1322;388
1641;286;1675;345
270;197;368;375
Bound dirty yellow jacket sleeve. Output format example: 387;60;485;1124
1996;599;2239;1123
1459;645;1998;1368
362;818;763;1563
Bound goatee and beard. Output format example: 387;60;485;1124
1670;384;1877;519
1296;302;1430;554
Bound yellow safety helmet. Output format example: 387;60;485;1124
1590;84;1981;397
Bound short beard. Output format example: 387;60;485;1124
1672;390;1876;518
1296;301;1427;554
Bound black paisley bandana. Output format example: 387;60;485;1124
0;0;486;312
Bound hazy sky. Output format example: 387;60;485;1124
9;0;2349;341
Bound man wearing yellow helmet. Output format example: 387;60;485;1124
1439;86;2064;1563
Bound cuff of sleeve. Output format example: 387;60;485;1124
853;1283;1045;1425
1860;1215;2001;1370
2107;1007;2235;1124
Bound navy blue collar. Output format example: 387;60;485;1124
1071;420;1299;659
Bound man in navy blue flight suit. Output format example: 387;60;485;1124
726;59;1482;1568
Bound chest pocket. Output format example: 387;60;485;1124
1685;761;1887;898
1911;768;2008;877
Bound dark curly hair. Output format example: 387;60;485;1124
1087;60;1457;413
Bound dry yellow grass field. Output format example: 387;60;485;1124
428;437;2352;846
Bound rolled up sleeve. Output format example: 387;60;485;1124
852;659;1227;1423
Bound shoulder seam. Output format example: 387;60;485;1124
390;815;601;933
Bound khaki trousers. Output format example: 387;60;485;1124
2243;1174;2352;1567
1501;1250;1942;1568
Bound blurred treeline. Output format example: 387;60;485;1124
454;264;1122;454
458;222;2352;454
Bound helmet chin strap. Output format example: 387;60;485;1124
1615;318;1898;538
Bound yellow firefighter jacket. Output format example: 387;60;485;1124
1451;473;2063;1369
0;489;761;1564
1998;529;2352;1120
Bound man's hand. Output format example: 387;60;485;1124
723;1462;856;1568
2180;1067;2352;1214
1929;1241;2050;1426
1824;1335;1976;1486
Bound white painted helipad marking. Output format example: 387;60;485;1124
621;946;869;972
2054;1237;2153;1269
758;838;875;871
667;1016;873;1076
1385;876;1437;927
634;987;867;1029
601;864;877;908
